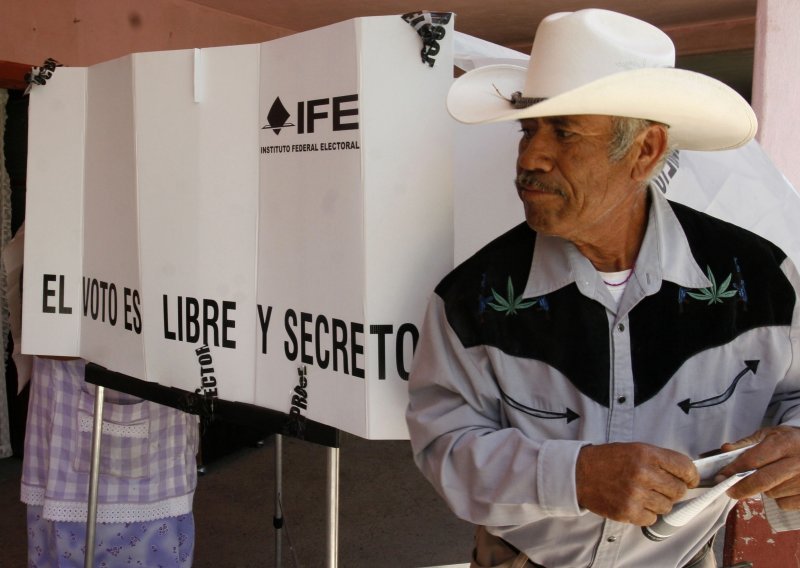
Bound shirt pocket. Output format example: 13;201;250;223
73;389;151;479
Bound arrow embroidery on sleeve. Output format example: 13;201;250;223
498;386;580;423
678;360;759;414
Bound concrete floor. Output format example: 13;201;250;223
0;431;732;567
0;432;474;567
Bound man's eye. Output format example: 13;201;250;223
519;128;533;139
555;129;574;139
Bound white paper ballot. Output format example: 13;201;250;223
693;444;756;486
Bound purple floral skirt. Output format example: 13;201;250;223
27;505;194;567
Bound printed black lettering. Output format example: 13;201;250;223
107;283;116;325
177;296;184;341
99;281;108;321
222;301;236;349
396;323;420;380
58;275;73;314
297;101;305;135
258;304;273;354
332;318;349;374
291;394;307;410
124;287;133;330
300;311;313;365
370;324;393;380
315;315;330;369
42;274;57;313
201;299;218;346
287;365;309;436
351;322;365;379
131;290;142;334
194;344;219;397
90;279;99;320
83;277;91;316
306;98;329;134
163;294;176;340
332;94;359;131
284;309;298;361
185;296;200;343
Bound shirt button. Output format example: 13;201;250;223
617;396;627;404
617;323;625;332
607;535;618;542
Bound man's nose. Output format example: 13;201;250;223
517;133;554;172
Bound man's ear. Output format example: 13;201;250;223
631;124;669;182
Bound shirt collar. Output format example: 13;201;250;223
522;186;711;299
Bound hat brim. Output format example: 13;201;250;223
447;65;757;151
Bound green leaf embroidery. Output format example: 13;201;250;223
488;277;536;315
686;266;739;304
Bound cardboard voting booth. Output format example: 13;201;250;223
22;15;454;440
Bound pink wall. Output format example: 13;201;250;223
1;0;294;67
753;0;800;191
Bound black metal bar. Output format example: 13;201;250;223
84;363;340;449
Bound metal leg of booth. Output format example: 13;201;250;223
83;362;343;567
327;444;340;568
275;433;284;567
84;385;106;568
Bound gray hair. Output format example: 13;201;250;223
609;117;674;182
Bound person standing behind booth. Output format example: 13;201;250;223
22;357;198;567
407;9;800;568
5;226;199;567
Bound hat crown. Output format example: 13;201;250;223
524;9;676;98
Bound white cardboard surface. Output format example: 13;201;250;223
22;15;454;439
21;68;86;356
79;55;145;379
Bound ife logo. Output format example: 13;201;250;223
262;95;359;135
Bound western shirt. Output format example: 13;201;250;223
406;187;800;567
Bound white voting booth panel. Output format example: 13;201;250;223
21;67;85;356
256;18;453;438
22;16;454;440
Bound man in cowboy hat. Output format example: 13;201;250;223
406;8;800;568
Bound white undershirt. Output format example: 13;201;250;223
599;269;632;307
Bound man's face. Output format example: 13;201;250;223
515;114;641;243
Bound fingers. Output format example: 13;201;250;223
595;486;671;526
720;433;765;453
726;458;800;499
657;450;700;490
765;474;800;500
719;427;800;474
576;443;697;525
716;426;800;501
773;494;800;510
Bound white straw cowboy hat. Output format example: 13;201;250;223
447;9;757;151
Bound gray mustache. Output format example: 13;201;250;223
515;172;565;196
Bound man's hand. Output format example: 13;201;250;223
715;426;800;509
576;443;699;526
